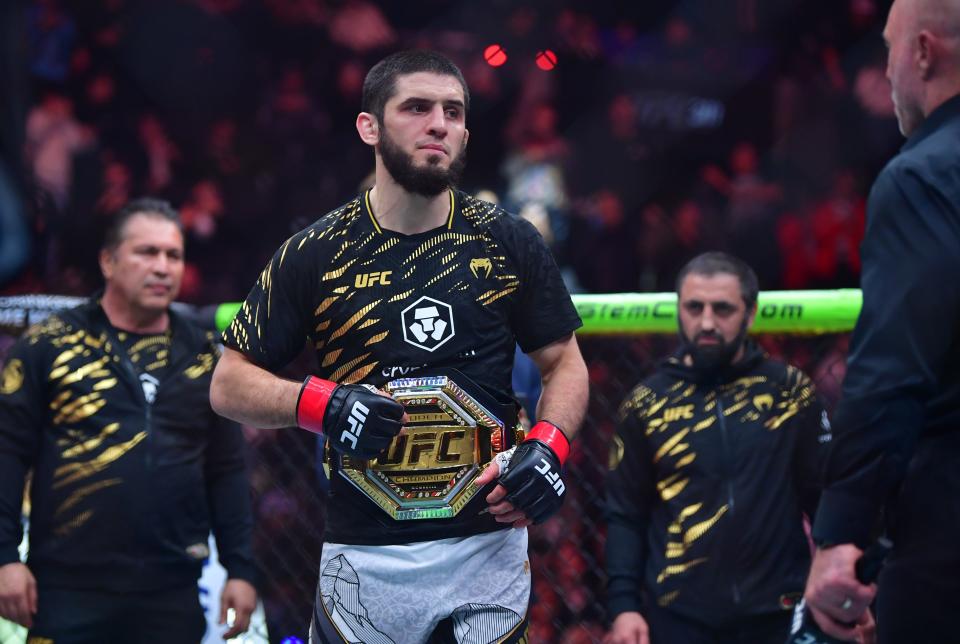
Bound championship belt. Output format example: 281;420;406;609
334;372;524;520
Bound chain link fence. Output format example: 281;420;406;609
0;325;850;643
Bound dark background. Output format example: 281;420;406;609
3;0;896;302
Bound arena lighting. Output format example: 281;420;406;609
279;637;303;644
484;43;508;67
535;49;557;70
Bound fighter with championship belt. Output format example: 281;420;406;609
210;50;588;644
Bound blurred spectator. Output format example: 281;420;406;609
205;118;242;178
137;114;179;193
94;158;132;216
776;211;813;289
25;91;94;211
180;179;224;241
555;8;603;60
502;101;571;242
704;142;784;288
848;0;879;34
840;61;901;177
853;64;894;119
82;69;114;113
725;142;782;234
570;94;657;216
335;58;366;106
327;0;395;53
264;0;326;27
809;169;865;287
0;160;31;284
568;189;640;292
812;336;850;408
636;203;673;291
28;0;76;82
657;199;716;290
258;65;328;169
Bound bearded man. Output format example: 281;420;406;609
603;252;860;644
210;50;588;644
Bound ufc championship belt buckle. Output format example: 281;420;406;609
338;374;521;520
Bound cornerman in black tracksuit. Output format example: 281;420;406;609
804;2;960;642
604;253;844;644
0;199;257;643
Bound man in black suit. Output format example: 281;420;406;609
804;1;960;642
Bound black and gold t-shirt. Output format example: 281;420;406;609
224;189;581;543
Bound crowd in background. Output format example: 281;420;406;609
8;0;899;300
1;0;898;641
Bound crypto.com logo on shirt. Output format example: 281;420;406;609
401;296;455;352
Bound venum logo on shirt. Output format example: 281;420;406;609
401;296;455;352
469;258;492;279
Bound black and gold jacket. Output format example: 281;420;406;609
605;343;830;626
0;299;255;592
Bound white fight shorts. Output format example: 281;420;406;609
310;529;530;644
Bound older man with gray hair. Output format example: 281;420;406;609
804;0;960;641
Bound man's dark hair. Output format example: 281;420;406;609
675;251;759;308
102;197;182;251
361;50;470;125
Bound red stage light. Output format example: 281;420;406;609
484;44;508;67
535;49;557;71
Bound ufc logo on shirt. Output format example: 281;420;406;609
535;458;565;496
341;401;369;450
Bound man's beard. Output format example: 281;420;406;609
680;319;749;373
378;129;467;197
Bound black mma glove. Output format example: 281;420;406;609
497;420;570;524
296;376;404;459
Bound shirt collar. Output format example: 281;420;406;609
901;92;960;152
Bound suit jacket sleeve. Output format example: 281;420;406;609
813;163;960;546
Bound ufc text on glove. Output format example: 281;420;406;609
497;420;571;524
296;377;405;459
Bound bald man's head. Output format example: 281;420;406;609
912;0;960;37
885;0;960;136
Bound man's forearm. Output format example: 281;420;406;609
534;336;588;440
210;348;300;429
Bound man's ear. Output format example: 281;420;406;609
462;128;469;149
745;301;758;331
917;30;935;80
356;112;380;146
99;248;114;281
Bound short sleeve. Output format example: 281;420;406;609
222;230;322;372
507;218;582;352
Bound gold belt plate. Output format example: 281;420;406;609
337;375;517;520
